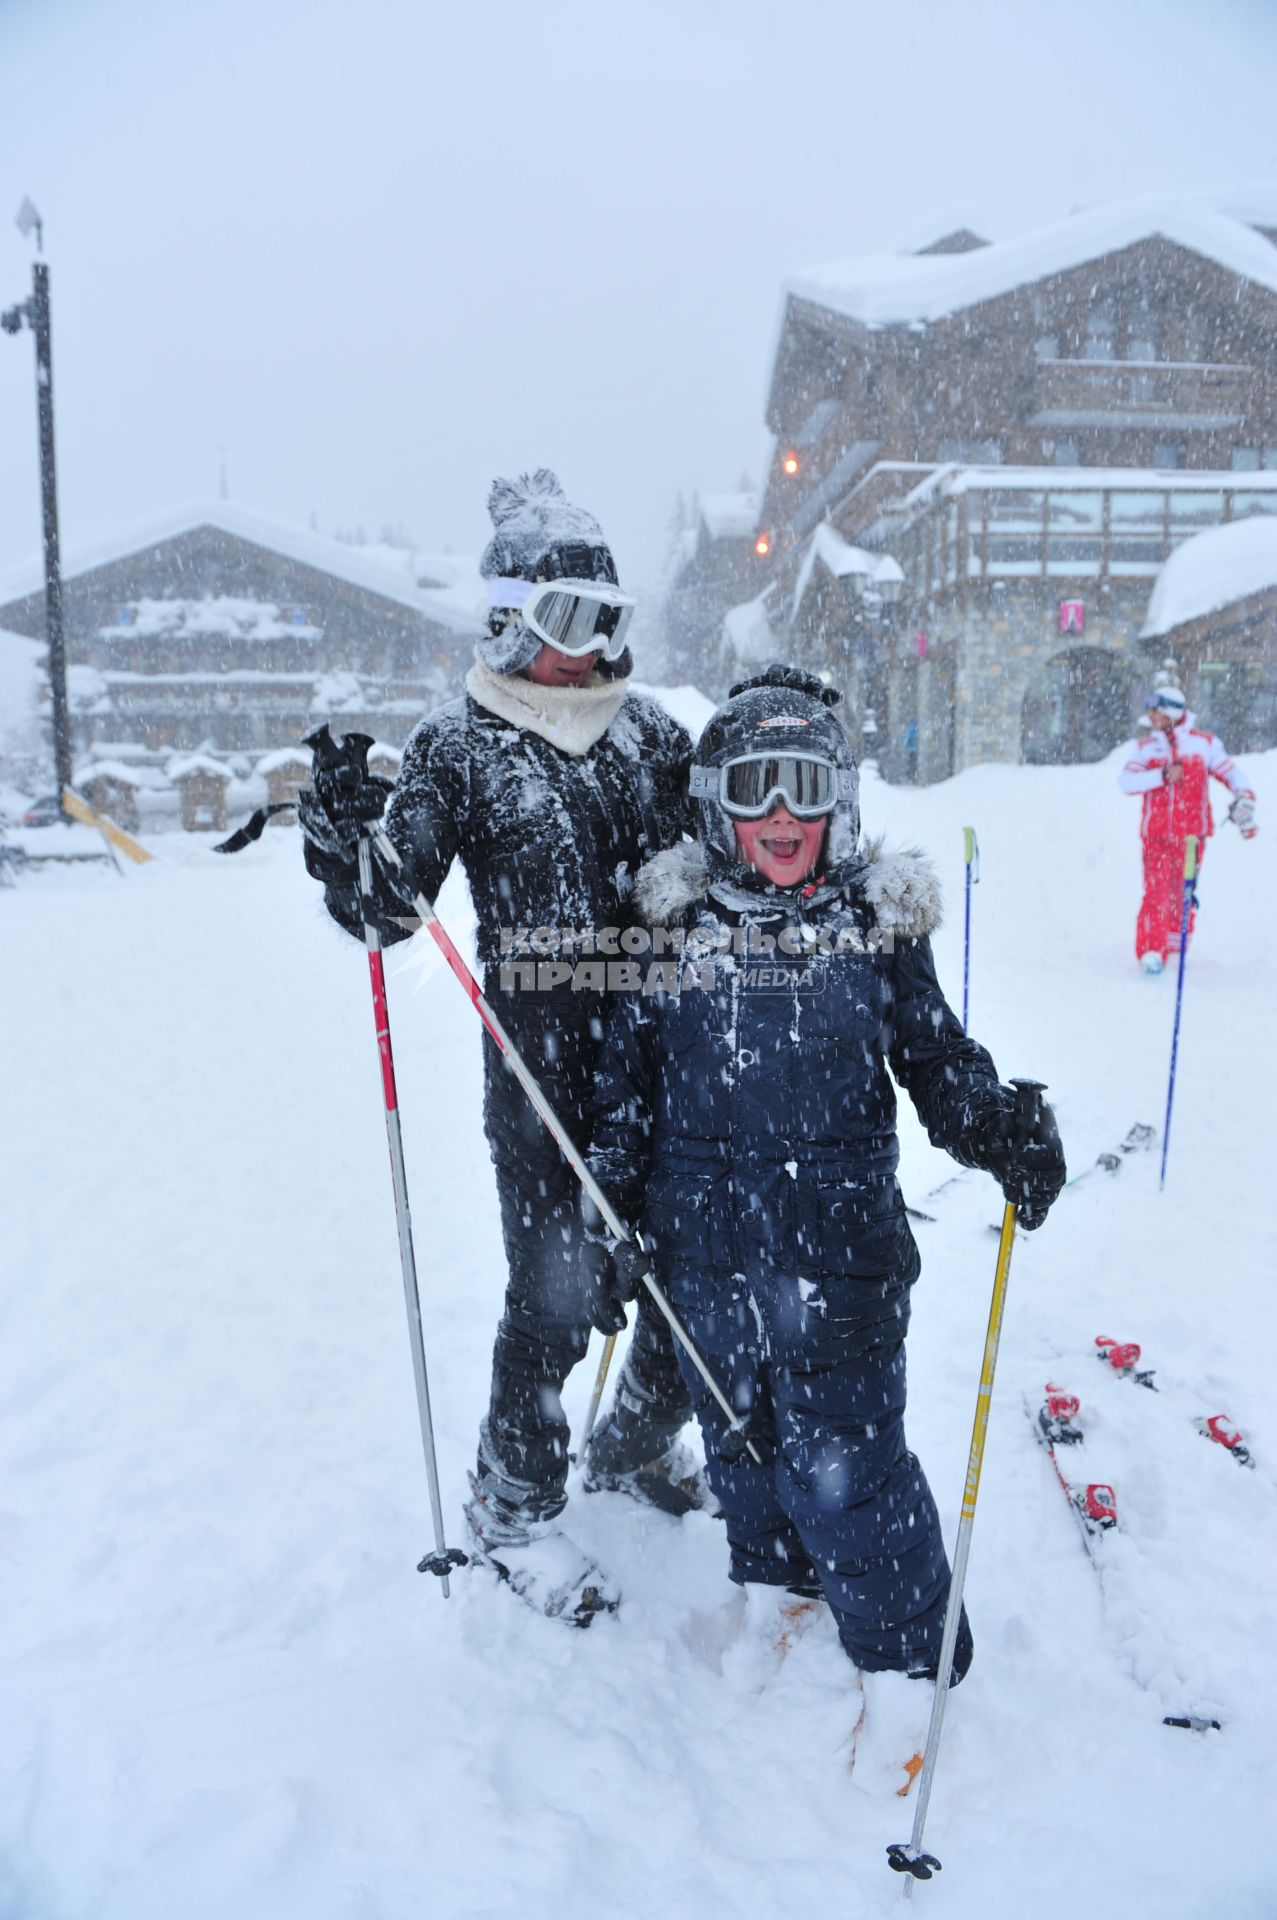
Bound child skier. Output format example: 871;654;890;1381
1117;677;1258;974
584;665;1065;1681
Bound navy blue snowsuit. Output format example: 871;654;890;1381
587;844;1007;1674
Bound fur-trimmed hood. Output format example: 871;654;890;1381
634;833;942;940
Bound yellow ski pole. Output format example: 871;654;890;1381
888;1077;1046;1892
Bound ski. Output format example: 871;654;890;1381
1026;1385;1222;1732
1027;1387;1118;1562
1094;1335;1255;1468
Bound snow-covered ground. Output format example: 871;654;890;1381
2;727;1275;1920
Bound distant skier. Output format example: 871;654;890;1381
1118;678;1258;974
298;471;698;1621
583;665;1066;1684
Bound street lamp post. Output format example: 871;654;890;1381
3;198;72;814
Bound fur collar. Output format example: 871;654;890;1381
465;656;628;756
634;833;943;939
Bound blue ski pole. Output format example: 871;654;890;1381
962;828;979;1033
1159;834;1199;1192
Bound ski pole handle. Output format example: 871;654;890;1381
1009;1076;1046;1150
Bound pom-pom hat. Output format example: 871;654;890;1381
477;469;629;675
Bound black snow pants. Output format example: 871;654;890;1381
477;989;691;1520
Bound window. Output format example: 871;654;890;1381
1153;441;1183;470
1126;296;1159;363
1180;313;1209;363
1035;334;1059;361
936;438;1002;464
1231;446;1277;471
1052;439;1082;467
1084;299;1117;362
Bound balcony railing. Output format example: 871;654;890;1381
885;473;1277;596
1030;358;1254;427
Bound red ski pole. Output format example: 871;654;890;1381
355;833;467;1596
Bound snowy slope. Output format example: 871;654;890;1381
2;739;1275;1920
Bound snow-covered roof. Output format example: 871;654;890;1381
73;758;172;790
256;746;313;775
722;595;776;665
788;195;1277;329
0;503;483;634
791;524;904;621
1142;516;1277;637
166;753;232;783
698;492;759;540
99;596;321;641
1207;179;1277;230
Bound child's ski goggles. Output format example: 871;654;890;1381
689;753;848;819
488;576;636;660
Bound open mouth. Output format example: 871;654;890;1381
760;836;804;861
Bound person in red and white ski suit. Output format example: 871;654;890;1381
1117;681;1258;971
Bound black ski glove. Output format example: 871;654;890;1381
580;1195;652;1335
971;1092;1066;1231
297;728;394;867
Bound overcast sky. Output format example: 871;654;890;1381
2;0;1276;599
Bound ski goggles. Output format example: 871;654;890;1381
689;752;848;820
487;576;636;660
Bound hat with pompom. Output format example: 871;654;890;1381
477;469;624;674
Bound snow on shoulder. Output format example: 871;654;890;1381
1142;517;1277;638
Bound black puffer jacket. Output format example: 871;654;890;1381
308;685;694;969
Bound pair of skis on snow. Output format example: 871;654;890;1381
1029;1332;1255;1733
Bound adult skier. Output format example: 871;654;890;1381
1118;677;1258;974
298;471;697;1620
583;665;1066;1684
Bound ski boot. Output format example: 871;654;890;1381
582;1366;716;1518
463;1474;619;1627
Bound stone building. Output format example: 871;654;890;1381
0;503;483;767
693;193;1277;779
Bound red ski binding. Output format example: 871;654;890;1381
1075;1482;1118;1531
1096;1335;1157;1389
1195;1415;1254;1469
1039;1385;1083;1446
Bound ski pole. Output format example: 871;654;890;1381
576;1331;620;1464
355;833;467;1597
364;820;764;1469
888;1077;1045;1893
1159;835;1198;1192
961;828;978;1034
